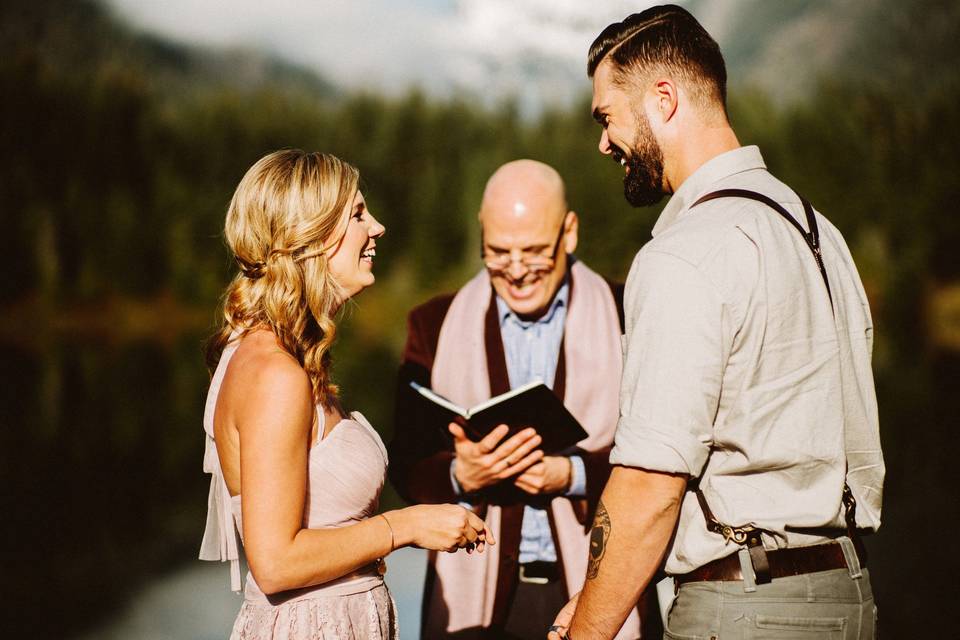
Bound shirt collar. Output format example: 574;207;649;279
651;145;767;237
496;272;570;328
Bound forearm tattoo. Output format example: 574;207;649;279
586;499;611;580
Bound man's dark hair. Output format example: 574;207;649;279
588;5;727;112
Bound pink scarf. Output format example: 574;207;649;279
427;261;639;637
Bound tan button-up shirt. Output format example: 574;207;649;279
611;146;884;574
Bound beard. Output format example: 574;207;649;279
611;111;666;207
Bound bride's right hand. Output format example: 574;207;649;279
387;504;495;553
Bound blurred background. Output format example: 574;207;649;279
1;0;958;637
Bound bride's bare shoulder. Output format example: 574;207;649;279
223;329;312;421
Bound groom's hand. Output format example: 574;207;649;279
548;591;580;639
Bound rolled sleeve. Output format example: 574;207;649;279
611;249;728;477
610;417;711;475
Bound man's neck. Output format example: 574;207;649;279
666;124;740;193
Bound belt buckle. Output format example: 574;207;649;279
518;564;550;585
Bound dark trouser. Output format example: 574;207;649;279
666;566;877;639
501;568;568;639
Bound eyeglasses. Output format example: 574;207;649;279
481;223;565;274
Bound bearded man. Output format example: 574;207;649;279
551;5;884;639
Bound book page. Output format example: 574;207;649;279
410;381;468;418
467;379;545;416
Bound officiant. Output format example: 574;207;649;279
388;159;650;639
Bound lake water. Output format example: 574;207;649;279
4;331;958;638
79;548;428;640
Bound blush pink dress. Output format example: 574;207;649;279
199;337;398;639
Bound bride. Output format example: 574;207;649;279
200;149;492;639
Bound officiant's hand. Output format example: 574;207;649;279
449;423;543;494
514;456;572;495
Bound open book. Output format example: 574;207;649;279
409;380;589;453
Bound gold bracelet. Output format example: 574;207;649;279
378;513;395;552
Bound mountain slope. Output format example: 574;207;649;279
0;0;338;101
688;0;959;102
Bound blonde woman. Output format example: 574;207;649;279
200;150;492;639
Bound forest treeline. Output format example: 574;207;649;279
2;0;958;355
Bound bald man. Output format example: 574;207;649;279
389;160;647;639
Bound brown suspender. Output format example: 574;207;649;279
687;189;861;583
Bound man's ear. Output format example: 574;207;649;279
563;211;579;254
651;78;679;124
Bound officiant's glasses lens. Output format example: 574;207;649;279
482;224;564;274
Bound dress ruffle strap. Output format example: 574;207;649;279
199;433;242;591
198;334;243;592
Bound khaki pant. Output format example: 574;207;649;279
665;566;877;639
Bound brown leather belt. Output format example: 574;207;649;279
675;541;863;586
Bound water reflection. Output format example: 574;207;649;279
2;325;409;638
78;563;240;640
3;329;958;638
80;548;428;640
2;334;211;638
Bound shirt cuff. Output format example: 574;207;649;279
449;458;464;496
449;459;475;509
565;455;587;497
609;415;711;478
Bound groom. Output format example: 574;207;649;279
551;5;884;639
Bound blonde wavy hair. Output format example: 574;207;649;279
205;149;360;409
